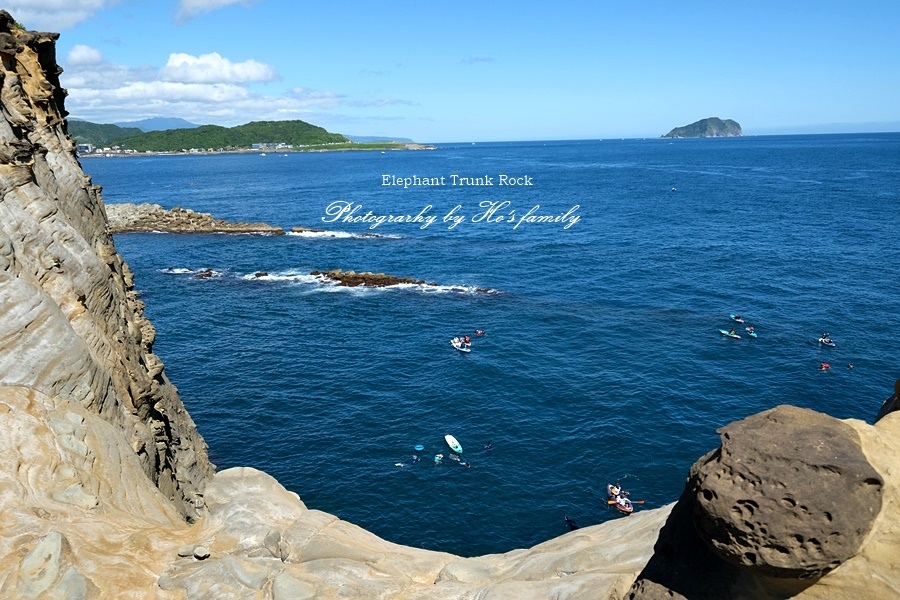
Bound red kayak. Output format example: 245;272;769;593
607;484;634;515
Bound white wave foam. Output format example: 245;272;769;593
238;270;498;295
390;283;499;294
160;267;224;278
240;271;325;285
287;230;403;240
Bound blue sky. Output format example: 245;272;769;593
8;1;900;141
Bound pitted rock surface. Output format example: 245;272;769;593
691;405;883;578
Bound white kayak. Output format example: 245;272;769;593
445;434;463;454
450;338;471;353
719;329;741;339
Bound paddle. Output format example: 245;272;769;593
607;500;645;504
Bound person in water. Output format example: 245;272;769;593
821;362;831;371
484;441;493;451
565;516;579;531
475;329;485;335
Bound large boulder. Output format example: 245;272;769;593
692;405;883;578
629;406;888;599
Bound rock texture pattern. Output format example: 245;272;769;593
2;12;900;599
106;202;284;234
0;11;212;520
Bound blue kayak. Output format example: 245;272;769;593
719;329;741;339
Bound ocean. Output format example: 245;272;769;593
83;134;900;557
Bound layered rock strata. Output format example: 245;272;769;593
0;11;212;521
106;202;284;234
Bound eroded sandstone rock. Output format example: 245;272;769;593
0;10;213;523
692;406;883;578
106;202;284;235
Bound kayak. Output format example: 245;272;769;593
445;434;463;454
606;484;633;515
745;328;758;338
719;329;741;339
729;314;745;323
606;484;621;500
818;338;836;347
612;497;634;515
450;338;471;353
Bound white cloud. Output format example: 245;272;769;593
289;88;345;109
66;44;104;66
176;0;255;23
3;0;114;31
160;52;278;84
60;53;417;131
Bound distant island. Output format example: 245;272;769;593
663;117;743;138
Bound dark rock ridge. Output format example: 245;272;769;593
311;268;438;287
106;202;284;234
663;117;743;138
875;379;900;422
628;405;884;598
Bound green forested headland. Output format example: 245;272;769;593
116;120;347;151
68;119;348;151
68;120;143;146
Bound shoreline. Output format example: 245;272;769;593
79;142;436;159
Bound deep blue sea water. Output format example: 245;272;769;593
83;135;900;556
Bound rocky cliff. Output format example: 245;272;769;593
1;13;898;599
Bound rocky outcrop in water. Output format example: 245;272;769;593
311;268;436;287
106;202;284;234
2;12;899;599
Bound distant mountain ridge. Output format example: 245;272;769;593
663;117;742;138
113;117;199;132
345;134;414;143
